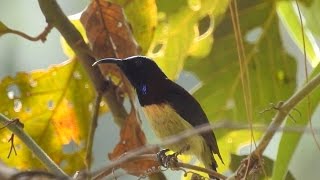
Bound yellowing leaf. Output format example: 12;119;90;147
0;58;100;173
52;99;80;144
60;15;88;58
148;0;230;79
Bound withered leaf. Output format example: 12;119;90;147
108;109;159;176
80;0;138;100
80;0;139;59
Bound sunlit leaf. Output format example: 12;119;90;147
273;64;320;179
300;0;320;38
60;14;88;58
0;59;99;173
147;0;230;79
277;1;320;67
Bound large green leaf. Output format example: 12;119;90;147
0;59;99;173
300;0;320;38
147;0;230;79
272;64;320;179
185;0;296;170
277;0;320;67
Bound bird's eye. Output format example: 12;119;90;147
135;60;142;67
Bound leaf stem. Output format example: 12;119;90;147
0;114;68;178
2;24;52;42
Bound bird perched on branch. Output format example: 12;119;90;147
93;56;223;178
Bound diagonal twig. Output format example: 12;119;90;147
0;114;68;177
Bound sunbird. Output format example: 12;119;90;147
93;56;223;178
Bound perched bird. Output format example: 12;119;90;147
93;56;223;176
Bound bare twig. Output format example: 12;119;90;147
0;114;68;177
94;154;227;180
85;93;103;171
3;24;52;42
234;71;320;178
91;121;319;179
7;134;17;158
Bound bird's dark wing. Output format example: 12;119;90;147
163;81;223;163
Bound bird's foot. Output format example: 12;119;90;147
156;149;178;169
156;146;190;169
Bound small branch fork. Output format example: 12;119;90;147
0;118;22;158
235;70;320;179
3;24;53;42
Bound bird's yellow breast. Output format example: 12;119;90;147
142;103;207;156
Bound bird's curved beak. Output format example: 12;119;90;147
92;58;123;67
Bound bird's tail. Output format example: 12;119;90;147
209;157;219;180
202;151;219;179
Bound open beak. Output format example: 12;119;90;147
92;58;123;66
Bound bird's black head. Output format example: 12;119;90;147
93;56;168;95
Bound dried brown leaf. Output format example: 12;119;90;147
80;0;138;100
108;109;159;176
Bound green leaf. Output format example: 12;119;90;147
0;21;10;36
185;0;296;170
0;59;102;173
300;0;320;38
277;1;320;67
147;0;230;79
272;64;320;179
112;0;158;54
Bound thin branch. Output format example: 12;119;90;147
229;0;259;178
99;154;227;180
0;114;68;178
233;69;320;178
253;70;320;157
7;134;17;158
91;121;319;179
4;24;53;42
85;93;103;171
